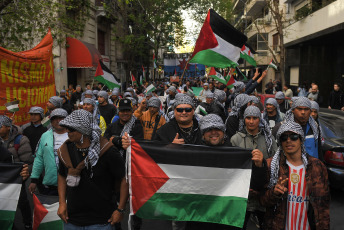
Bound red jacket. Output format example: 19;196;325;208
260;153;330;230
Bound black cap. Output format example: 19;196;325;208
118;99;132;111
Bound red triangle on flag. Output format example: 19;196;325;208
32;194;49;230
209;67;216;76
95;61;104;77
130;139;169;214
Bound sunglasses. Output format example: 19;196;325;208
280;133;300;142
176;107;193;113
66;127;77;133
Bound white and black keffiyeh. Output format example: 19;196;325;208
234;81;245;93
50;108;68;119
275;91;285;100
229;94;251;117
241;106;274;154
148;97;161;108
173;94;195;109
59;110;102;171
214;89;226;103
250;96;260;105
119;115;137;156
29;106;44;119
199;114;226;135
268;121;308;188
310;101;320;112
83;98;100;122
49;96;63;108
285;97;320;143
98;91;109;100
0;115;12;128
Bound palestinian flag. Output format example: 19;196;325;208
128;139;252;228
268;59;278;70
139;75;143;86
190;9;247;68
209;67;234;89
240;44;257;67
5;100;19;113
41;117;51;128
95;60;121;89
224;69;236;89
131;72;137;86
145;84;156;94
142;65;146;80
199;105;208;115
153;53;157;69
0;163;23;230
33;194;62;230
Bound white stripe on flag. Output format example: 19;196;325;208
210;34;241;64
102;70;119;85
41;202;60;223
157;164;251;198
6;104;19;111
0;183;22;211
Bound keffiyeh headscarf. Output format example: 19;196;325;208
97;91;108;100
199;114;226;135
268;122;308;188
59;110;102;172
214;89;226;103
173;94;195;109
275;91;285;100
250;96;260;105
310;101;319;112
148;97;161;108
49;96;63;108
234;81;245;94
0;115;12;128
285;97;320;143
241;106;274;154
229;94;251;117
83;98;100;122
29;106;44;119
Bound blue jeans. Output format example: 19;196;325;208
64;222;116;230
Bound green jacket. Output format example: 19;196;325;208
31;129;59;186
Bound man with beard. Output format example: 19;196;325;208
155;94;202;145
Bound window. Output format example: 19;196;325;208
97;30;106;55
248;33;268;51
273;33;279;51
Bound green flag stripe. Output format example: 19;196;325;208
95;76;120;89
136;193;247;228
190;50;238;68
0;210;16;230
38;220;63;230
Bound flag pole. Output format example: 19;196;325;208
180;59;190;83
236;67;247;81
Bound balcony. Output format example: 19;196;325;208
246;0;267;17
284;0;344;45
233;0;247;12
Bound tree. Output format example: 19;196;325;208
0;0;91;51
103;0;189;81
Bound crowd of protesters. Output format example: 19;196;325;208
1;67;339;230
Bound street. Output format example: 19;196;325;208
121;187;344;230
14;182;344;229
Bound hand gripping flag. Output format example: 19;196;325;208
33;194;62;230
190;9;247;68
128;139;252;228
0;163;23;230
95;60;121;89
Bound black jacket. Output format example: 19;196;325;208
104;119;144;153
23;123;47;154
70;91;82;106
328;90;344;109
154;118;202;145
225;115;240;141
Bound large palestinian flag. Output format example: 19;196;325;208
190;9;247;68
128;139;252;228
0;163;23;230
33;194;62;230
95;60;121;89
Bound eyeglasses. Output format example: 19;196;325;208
280;133;300;142
66;127;77;133
176;107;193;113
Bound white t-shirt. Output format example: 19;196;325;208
53;132;69;168
286;160;310;230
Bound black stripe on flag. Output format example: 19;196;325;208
209;9;247;49
35;194;59;205
245;43;256;54
0;163;23;184
136;140;252;169
99;60;120;82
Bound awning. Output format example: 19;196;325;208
66;37;102;68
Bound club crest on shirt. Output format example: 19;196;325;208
290;173;300;184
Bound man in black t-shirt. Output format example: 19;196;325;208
98;90;117;125
57;110;128;229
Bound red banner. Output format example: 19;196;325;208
0;30;55;125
